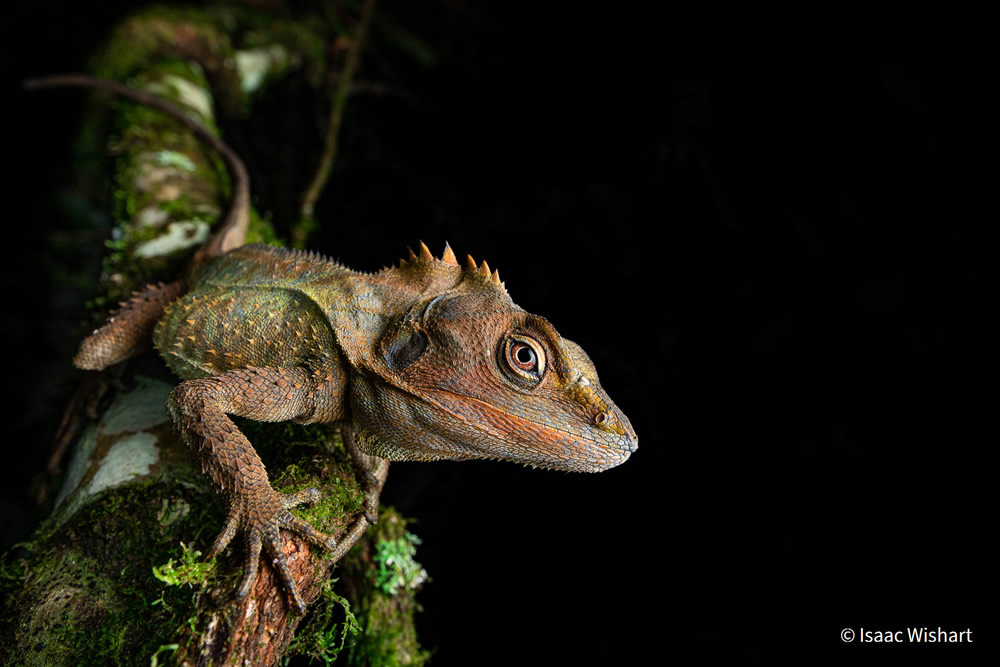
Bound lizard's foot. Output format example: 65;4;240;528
207;486;336;614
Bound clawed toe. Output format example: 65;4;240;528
207;508;241;558
280;486;322;509
231;531;263;602
262;529;307;614
279;510;337;551
208;489;340;613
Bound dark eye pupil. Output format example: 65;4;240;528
506;339;544;379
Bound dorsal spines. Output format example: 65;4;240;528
388;241;508;295
462;251;506;293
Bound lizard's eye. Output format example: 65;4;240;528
504;335;546;383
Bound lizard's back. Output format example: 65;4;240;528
154;244;348;381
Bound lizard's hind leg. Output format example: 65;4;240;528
74;281;184;370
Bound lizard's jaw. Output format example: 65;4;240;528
349;372;636;470
427;389;636;473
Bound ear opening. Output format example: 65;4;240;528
382;328;428;371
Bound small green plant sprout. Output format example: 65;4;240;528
152;542;214;587
149;643;179;667
374;532;428;597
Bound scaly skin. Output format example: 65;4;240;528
51;76;638;614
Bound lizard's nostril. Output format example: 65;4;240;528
594;412;608;426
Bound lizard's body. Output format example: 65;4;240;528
36;75;637;614
156;242;636;467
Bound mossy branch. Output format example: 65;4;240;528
2;6;426;666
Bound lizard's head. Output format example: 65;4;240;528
354;243;637;472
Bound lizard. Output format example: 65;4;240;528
30;75;639;615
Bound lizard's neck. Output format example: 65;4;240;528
303;265;455;372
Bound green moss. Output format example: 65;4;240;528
374;532;428;597
337;509;430;667
246;423;364;537
151;192;216;228
286;578;362;665
150;643;179;667
0;548;30;597
246;208;284;247
90;8;237;85
0;476;223;665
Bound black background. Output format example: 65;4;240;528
4;1;989;662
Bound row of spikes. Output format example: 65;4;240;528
399;241;506;289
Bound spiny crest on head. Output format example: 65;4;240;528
396;241;507;294
397;240;443;267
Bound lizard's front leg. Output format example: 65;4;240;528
167;365;342;613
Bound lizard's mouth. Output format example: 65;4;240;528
427;388;635;472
